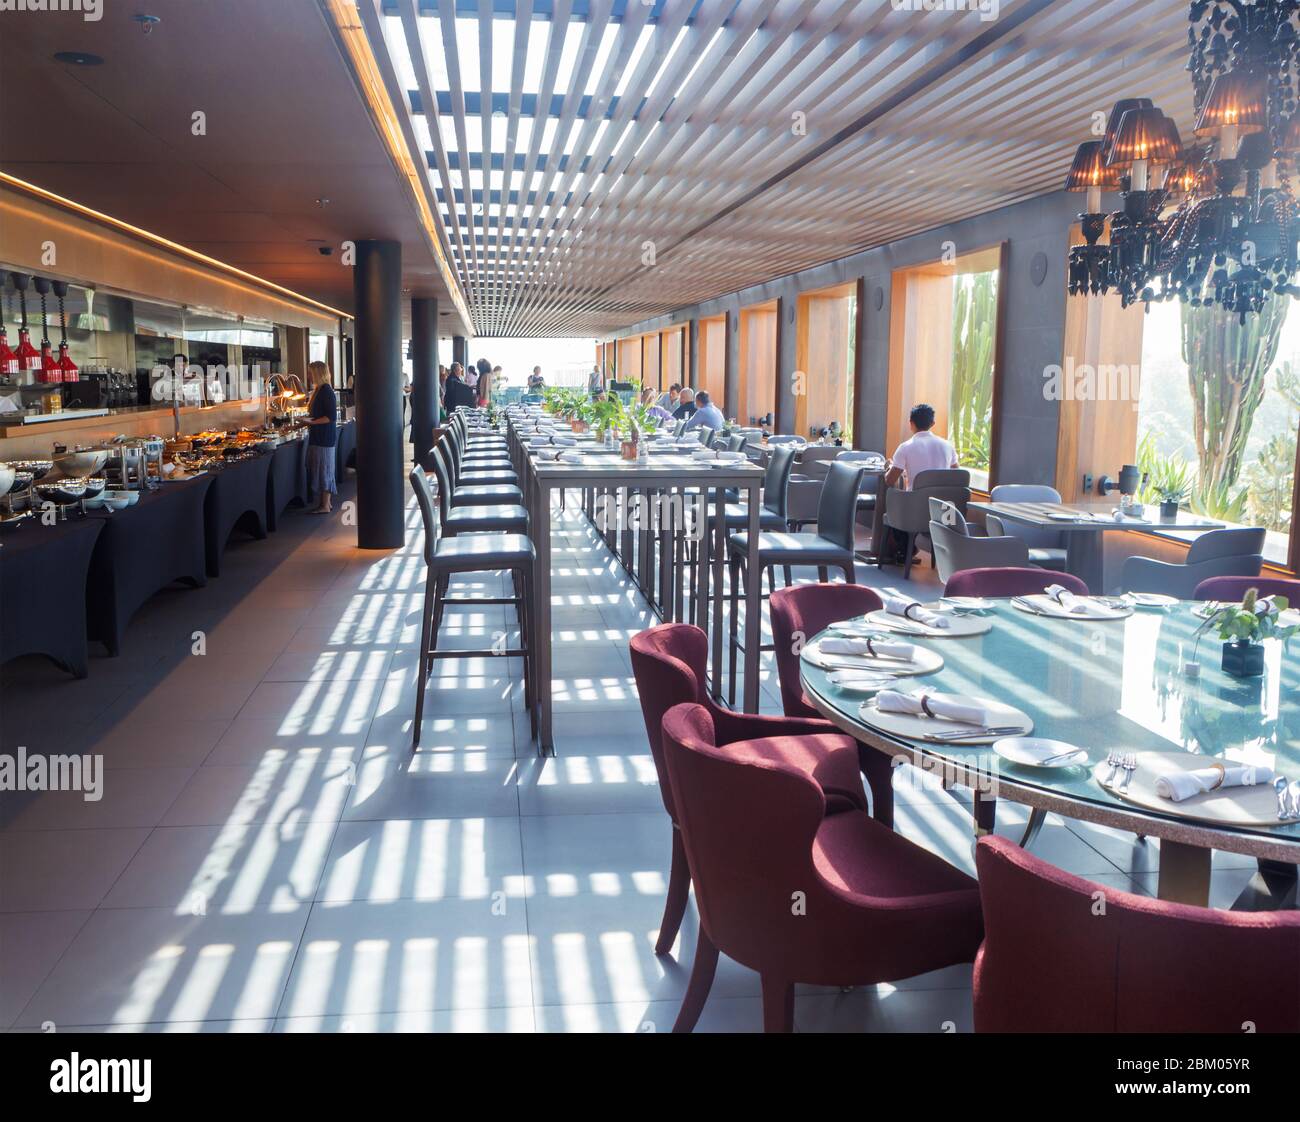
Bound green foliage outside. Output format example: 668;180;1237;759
949;272;996;471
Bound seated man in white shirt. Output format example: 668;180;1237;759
681;390;725;433
880;402;959;563
883;403;958;490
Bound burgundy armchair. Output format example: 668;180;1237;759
943;566;1088;599
768;583;894;827
629;623;866;957
1193;575;1300;602
975;836;1300;1032
663;702;984;1032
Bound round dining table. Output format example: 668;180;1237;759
800;598;1300;906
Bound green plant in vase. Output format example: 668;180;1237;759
1196;587;1299;679
591;396;623;443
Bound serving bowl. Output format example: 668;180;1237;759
105;488;140;507
35;479;88;505
0;465;14;501
9;460;53;481
53;449;109;478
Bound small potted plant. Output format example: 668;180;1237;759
1199;587;1299;678
1156;485;1184;521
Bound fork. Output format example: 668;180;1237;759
1118;752;1138;792
1101;750;1122;787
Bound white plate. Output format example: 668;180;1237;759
1125;592;1178;608
1012;594;1132;620
1093;749;1285;828
993;737;1089;769
858;694;1033;745
862;608;992;638
802;637;944;677
938;596;994;610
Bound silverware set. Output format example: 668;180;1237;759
1100;750;1138;792
922;724;1024;743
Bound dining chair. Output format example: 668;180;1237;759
929;515;1030;584
974;835;1300;1032
725;460;869;705
1192;575;1300;602
1121;527;1266;597
444;427;516;477
768;582;894;827
944;566;1088;599
408;465;537;749
662;701;984;1032
880;468;970;578
725;432;748;454
437;436;522;500
628;624;868;957
983;484;1069;570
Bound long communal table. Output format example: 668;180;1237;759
509;420;766;754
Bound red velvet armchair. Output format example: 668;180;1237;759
768;583;894;827
1193;575;1300;602
663;702;984;1032
629;623;866;957
975;835;1300;1032
943;566;1088;599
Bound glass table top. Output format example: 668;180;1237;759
800;600;1300;846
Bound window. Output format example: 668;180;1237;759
888;246;1001;489
1137;299;1298;565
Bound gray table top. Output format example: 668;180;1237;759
970;499;1223;533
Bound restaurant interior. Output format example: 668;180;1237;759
3;0;1300;1046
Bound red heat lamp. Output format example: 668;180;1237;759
10;273;42;375
52;282;78;382
33;278;57;383
0;277;18;377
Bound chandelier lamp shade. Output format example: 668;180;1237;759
1066;0;1300;320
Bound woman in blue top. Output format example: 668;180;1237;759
305;360;338;514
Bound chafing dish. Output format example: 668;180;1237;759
53;448;109;478
35;478;87;508
9;459;53;481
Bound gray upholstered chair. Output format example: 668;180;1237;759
929;511;1030;584
985;484;1068;571
880;468;971;579
1121;527;1266;598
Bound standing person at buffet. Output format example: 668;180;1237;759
304;360;338;515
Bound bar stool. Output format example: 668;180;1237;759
689;444;797;621
439;434;519;489
421;458;527;537
446;425;515;474
452;415;509;459
409;465;537;749
434;442;520;507
726;459;868;705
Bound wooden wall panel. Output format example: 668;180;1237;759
739;305;777;425
618;336;642;380
643;333;661;389
796;291;852;437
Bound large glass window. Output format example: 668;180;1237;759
947;270;998;489
1137;299;1298;565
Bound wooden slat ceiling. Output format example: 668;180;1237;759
369;0;1193;337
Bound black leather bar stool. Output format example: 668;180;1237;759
421;458;527;537
431;442;522;507
440;434;519;488
409;465;537;749
725;459;868;705
447;423;514;471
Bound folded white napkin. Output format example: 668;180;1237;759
818;636;916;661
712;451;746;464
879;590;950;629
544;450;583;464
1155;763;1275;803
549;434;577;446
875;690;995;726
690;448;718;462
1042;584;1112;617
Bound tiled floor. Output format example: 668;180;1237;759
0;471;1261;1033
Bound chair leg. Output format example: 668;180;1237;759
817;565;828;583
656;827;690;956
727;556;741;708
859;743;895;829
761;974;795;1033
841;561;856;586
783;565;793;588
901;533;915;580
412;570;438;750
672;929;719;1033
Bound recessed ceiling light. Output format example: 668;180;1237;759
53;51;103;66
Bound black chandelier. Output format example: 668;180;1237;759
1067;0;1300;320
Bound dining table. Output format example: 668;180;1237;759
508;416;766;755
800;595;1300;906
968;499;1222;592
